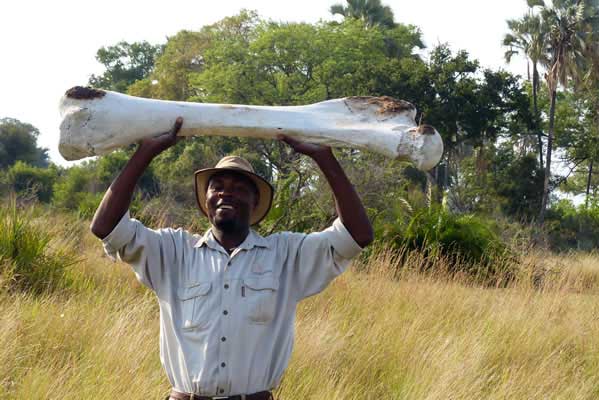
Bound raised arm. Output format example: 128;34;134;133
278;135;374;248
90;117;183;239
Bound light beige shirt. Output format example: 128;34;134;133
102;211;362;396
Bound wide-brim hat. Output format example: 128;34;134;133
194;156;274;226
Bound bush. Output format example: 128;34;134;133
545;199;599;251
380;206;513;280
3;161;58;202
0;199;78;293
52;165;95;210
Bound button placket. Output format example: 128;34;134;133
217;277;233;394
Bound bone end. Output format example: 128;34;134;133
58;105;97;160
65;86;106;100
344;96;417;122
398;126;444;171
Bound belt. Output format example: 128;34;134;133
168;389;273;400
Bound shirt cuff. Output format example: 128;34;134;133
101;211;136;260
328;217;363;260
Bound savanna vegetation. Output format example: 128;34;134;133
3;0;599;398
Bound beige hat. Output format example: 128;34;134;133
194;156;274;226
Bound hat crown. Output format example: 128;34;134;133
214;156;254;173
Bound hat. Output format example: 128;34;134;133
194;156;274;226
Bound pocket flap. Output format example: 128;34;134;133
178;282;212;300
243;276;279;291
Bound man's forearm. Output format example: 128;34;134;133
312;151;373;248
90;148;154;239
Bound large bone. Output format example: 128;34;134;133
59;86;443;170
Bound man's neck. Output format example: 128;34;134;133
211;227;250;254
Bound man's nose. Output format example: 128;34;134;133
217;185;234;197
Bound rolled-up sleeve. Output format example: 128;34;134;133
101;211;182;295
291;218;363;301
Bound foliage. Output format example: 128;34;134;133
545;199;599;251
0;200;78;293
2;161;58;202
380;206;512;279
330;0;396;28
89;41;163;92
0;118;48;169
492;147;545;218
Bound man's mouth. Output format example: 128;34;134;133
217;204;236;211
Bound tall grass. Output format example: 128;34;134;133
0;198;80;293
2;209;599;399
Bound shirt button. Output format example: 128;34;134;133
221;362;226;367
224;284;229;289
227;261;231;266
221;337;226;342
223;310;228;315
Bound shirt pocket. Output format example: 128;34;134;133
177;282;212;331
242;276;279;325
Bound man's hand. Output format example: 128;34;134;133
138;117;184;158
277;134;332;160
277;134;373;248
90;116;184;239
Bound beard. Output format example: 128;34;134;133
213;216;241;234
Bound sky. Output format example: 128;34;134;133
0;0;530;166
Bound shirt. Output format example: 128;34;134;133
101;211;363;396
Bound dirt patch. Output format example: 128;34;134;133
348;96;415;114
417;124;436;135
65;86;106;100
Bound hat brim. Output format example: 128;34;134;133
194;167;274;226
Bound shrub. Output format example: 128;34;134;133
3;161;58;202
380;206;513;280
545;199;599;251
52;166;95;210
0;199;78;293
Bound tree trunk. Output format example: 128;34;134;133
532;63;543;168
539;89;557;225
586;159;594;208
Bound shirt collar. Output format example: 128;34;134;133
194;228;270;251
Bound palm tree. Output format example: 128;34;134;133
503;10;548;167
330;0;396;29
535;0;599;224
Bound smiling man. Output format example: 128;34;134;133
90;117;373;400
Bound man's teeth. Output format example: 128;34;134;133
219;205;234;210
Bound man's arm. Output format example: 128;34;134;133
90;117;183;239
278;135;374;248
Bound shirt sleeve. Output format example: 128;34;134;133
101;211;184;295
290;218;363;301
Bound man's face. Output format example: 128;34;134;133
205;171;259;233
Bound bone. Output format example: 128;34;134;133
58;86;444;170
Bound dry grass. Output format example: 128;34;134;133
3;223;599;399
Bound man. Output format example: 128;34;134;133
91;117;373;400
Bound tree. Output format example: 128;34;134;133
330;0;396;28
0;118;48;169
89;41;163;93
503;8;548;166
3;161;58;202
129;10;260;101
533;0;599;224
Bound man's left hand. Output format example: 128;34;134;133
277;134;332;159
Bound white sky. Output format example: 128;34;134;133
0;0;529;166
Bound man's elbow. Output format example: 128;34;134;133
356;226;374;248
90;219;108;240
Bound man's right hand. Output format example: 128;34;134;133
138;117;184;158
90;116;185;239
